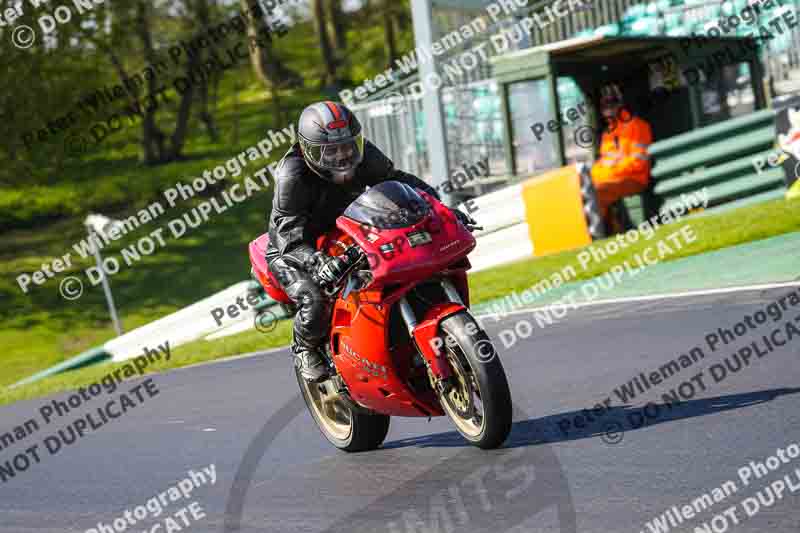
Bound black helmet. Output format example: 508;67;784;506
297;101;364;183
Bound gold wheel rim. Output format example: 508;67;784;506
440;341;486;438
303;379;353;441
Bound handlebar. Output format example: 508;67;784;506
312;245;369;297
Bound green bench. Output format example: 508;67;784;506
622;108;786;225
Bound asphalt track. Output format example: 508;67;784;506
1;286;799;533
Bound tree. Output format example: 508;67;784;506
326;0;347;54
311;0;337;86
239;0;302;89
134;0;185;163
0;0;101;184
325;0;348;75
194;0;220;142
382;0;400;68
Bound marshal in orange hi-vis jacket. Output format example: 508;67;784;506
591;84;653;229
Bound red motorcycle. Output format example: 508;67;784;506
249;181;512;450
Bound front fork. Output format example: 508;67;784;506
398;279;466;393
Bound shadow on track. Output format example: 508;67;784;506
383;387;800;450
224;403;578;533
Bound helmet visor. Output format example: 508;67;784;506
303;135;365;172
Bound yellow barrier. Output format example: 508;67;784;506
521;165;592;257
787;179;800;201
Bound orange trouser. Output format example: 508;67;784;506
592;172;648;222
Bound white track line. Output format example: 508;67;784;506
475;280;800;320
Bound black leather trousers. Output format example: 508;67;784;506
267;257;332;350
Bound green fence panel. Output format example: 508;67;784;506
659;170;784;213
649;109;776;161
621;108;784;225
644;108;783;215
654;150;774;197
652;126;775;182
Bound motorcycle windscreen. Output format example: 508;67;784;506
343;180;431;229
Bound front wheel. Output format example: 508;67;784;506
295;369;390;452
437;311;512;449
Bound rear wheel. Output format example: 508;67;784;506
437;312;512;449
295;369;390;452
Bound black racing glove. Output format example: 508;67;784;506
308;251;350;287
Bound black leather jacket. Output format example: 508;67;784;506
266;140;440;269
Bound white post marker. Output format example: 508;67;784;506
84;214;124;336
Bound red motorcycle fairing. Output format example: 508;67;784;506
319;203;474;415
248;234;292;304
334;190;476;288
411;302;466;380
328;292;446;418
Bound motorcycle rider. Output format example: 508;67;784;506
266;101;475;382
